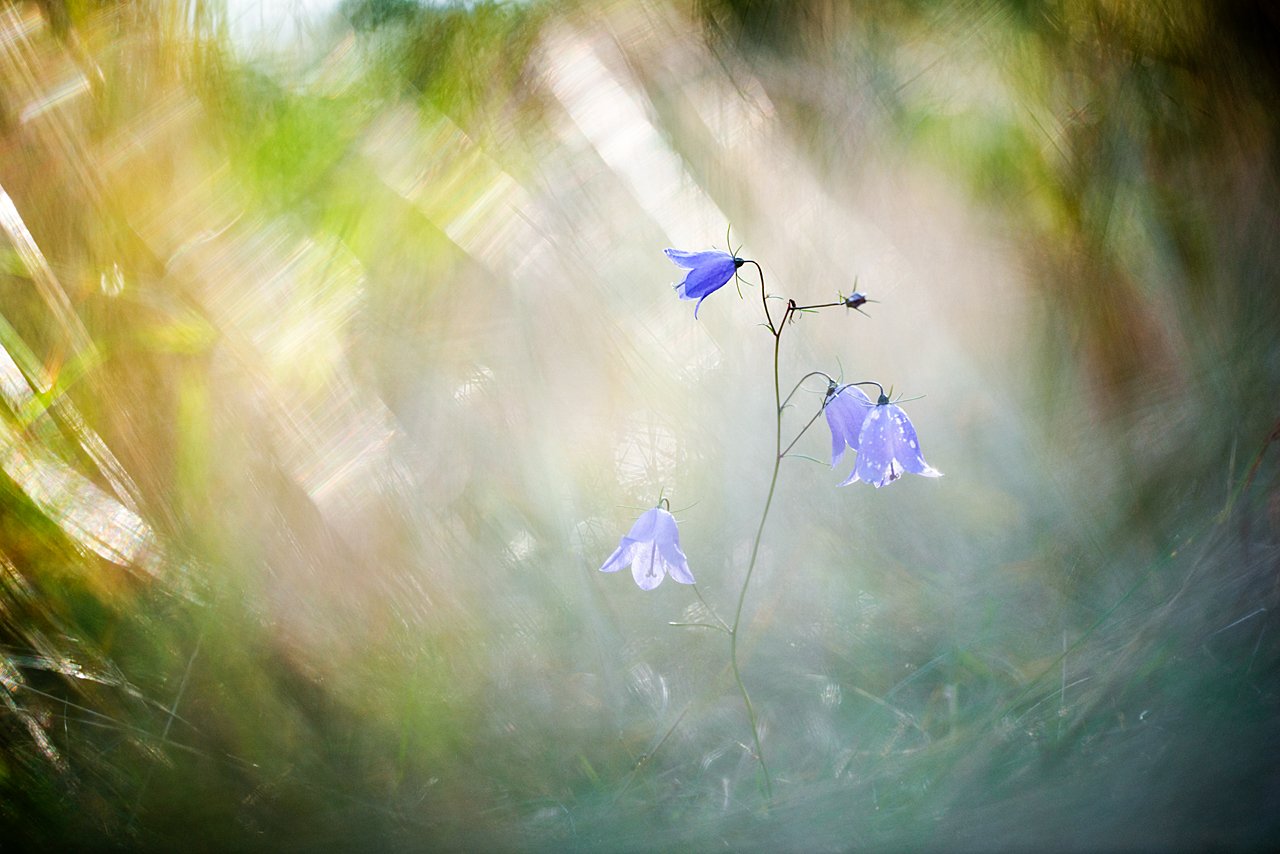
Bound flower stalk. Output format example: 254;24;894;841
601;240;940;804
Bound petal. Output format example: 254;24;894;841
653;508;694;583
599;541;628;573
883;404;942;477
624;507;661;541
655;512;696;583
664;248;732;269
602;538;646;572
824;402;849;466
853;406;901;487
828;418;845;466
676;260;738;302
650;508;680;544
631;540;665;590
824;386;873;466
660;541;695;584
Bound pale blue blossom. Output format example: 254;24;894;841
840;394;942;488
599;506;694;590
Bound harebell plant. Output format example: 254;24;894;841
600;235;940;800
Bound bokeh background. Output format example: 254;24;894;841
2;0;1278;849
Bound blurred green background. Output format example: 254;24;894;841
1;0;1278;849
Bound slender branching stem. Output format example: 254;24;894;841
724;270;797;801
688;262;853;801
847;379;886;398
791;299;846;311
692;583;731;632
656;252;873;801
781;370;837;411
780;405;827;459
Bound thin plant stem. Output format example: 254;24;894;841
743;260;774;332
792;300;846;311
729;455;778;799
693;583;731;632
725;275;796;801
678;257;849;802
613;702;692;802
780;370;836;410
780;405;827;459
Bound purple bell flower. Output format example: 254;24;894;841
664;248;744;318
839;393;942;488
823;383;875;468
599;506;694;590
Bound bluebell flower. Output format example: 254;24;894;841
839;393;942;487
823;383;874;468
664;248;744;318
599;506;694;590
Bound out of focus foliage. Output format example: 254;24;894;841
1;0;1278;849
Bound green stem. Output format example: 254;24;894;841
727;300;793;801
781;370;836;411
780;405;827;459
693;583;731;632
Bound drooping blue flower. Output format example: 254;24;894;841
599;506;694;590
839;394;942;488
664;248;744;318
823;383;874;468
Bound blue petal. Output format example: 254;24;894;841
824;385;873;466
631;540;665;590
650;508;680;545
599;539;634;573
676;257;737;300
843;403;940;487
653;509;693;583
849;406;899;487
665;248;733;269
884;404;941;477
624;507;661;541
661;543;695;584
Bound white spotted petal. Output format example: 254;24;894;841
840;402;941;488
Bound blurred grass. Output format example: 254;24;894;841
1;0;1279;849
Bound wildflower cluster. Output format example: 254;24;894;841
824;383;941;487
597;237;941;799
